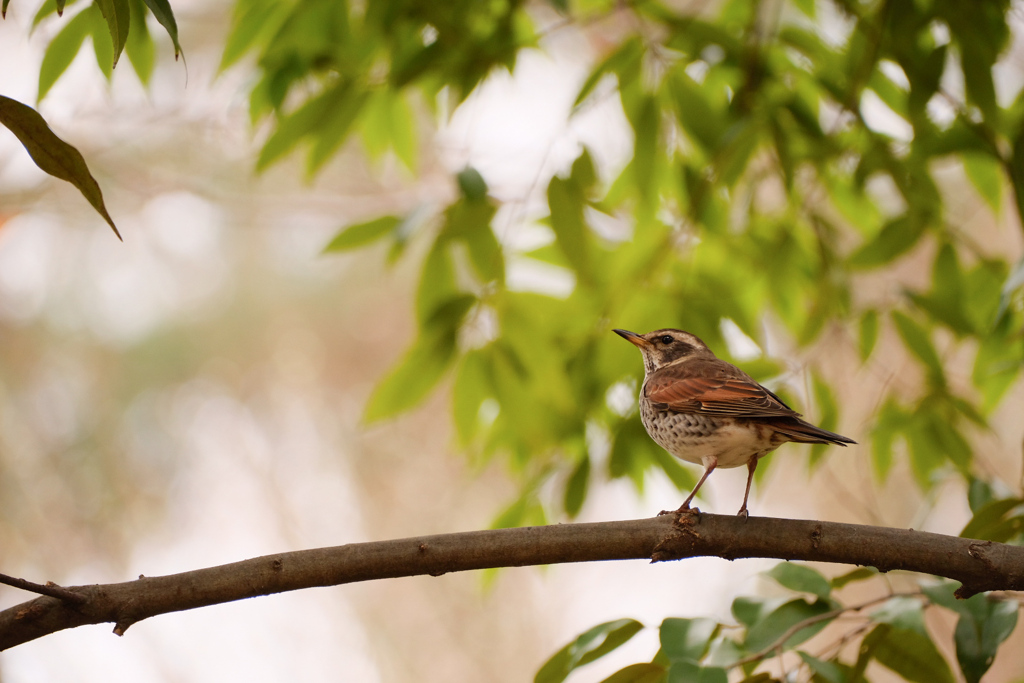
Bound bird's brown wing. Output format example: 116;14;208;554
644;365;800;419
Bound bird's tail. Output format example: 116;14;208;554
772;418;857;446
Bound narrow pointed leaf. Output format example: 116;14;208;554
0;96;120;239
94;0;130;67
140;0;181;58
38;7;92;101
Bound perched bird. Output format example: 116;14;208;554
614;328;856;516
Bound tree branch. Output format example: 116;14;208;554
3;512;1022;651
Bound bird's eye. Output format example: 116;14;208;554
660;335;674;344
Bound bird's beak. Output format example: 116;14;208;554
613;329;650;348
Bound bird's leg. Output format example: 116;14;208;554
737;457;758;518
675;457;717;514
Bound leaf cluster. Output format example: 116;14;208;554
537;563;1019;683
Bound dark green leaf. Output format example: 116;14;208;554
535;619;645;683
956;597;1018;683
960;497;1024;542
323;216;401;253
765;563;832;600
457;167;488;201
744;598;834;652
797;652;845;683
563;453;590;518
0;95;120;239
666;661;727;683
140;0;181;58
94;0;130;67
659;618;718;662
830;567;878;589
872;626;956;683
598;663;666;683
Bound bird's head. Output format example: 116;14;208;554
613;328;713;374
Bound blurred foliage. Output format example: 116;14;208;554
224;0;1024;529
535;566;1018;683
9;0;1024;679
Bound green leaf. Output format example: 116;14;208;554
307;88;371;175
963;153;1003;214
598;663;666;683
548;175;591;285
457;167;488;202
140;0;181;58
765;563;832;600
872;596;927;634
870;397;906;480
872;626;956;683
94;0;130;67
451;349;491;445
849;215;925;268
744;598;834;652
630;94;660;209
0;95;120;239
88;3;114;78
323;216;401;253
563;453;590;518
124;0;154;84
858;310;878;361
666;661;727;683
809;375;839;468
362;295;475;422
960;497;1024;542
220;0;283;71
996;255;1024;321
38;6;92;100
797;652;845;683
574;36;644;108
952;596;1018;683
442;198;503;285
535;619;645;683
256;83;349;172
891;311;943;381
830;566;878;589
659;618;718;662
922;581;1019;683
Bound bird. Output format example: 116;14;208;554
614;328;856;516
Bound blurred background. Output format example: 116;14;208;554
1;0;1023;681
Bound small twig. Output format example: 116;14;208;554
0;573;86;605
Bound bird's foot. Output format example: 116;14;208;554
661;503;700;517
736;506;750;519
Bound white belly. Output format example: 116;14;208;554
641;409;777;469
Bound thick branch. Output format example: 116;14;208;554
3;513;1022;650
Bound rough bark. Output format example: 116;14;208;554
2;512;1021;650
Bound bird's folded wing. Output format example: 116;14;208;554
645;374;800;418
